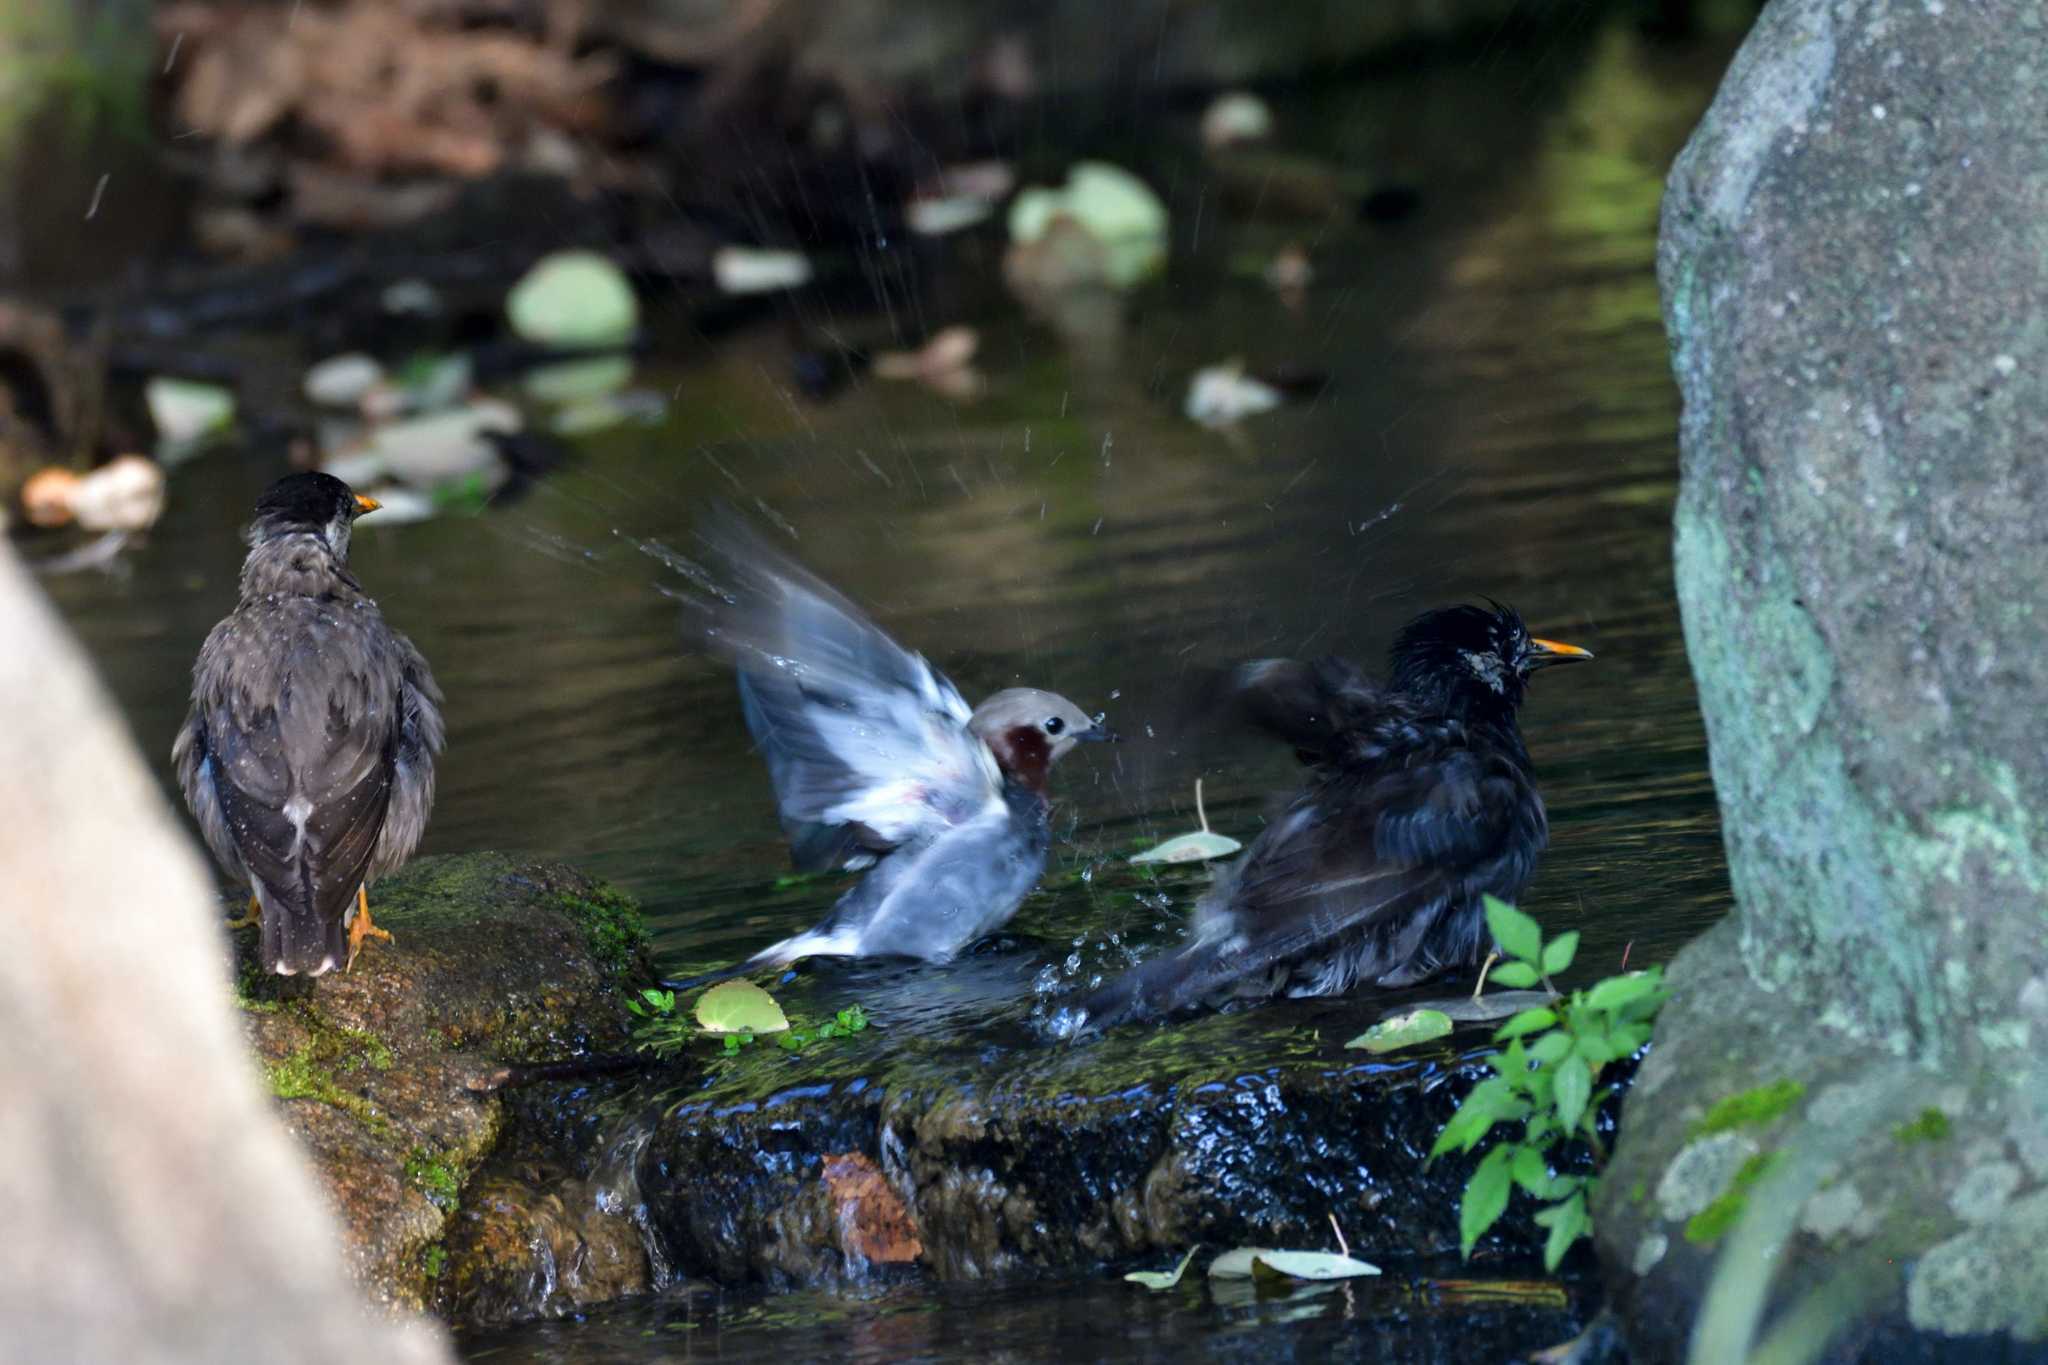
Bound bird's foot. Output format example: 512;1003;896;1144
1471;950;1499;1000
225;893;261;931
345;886;393;971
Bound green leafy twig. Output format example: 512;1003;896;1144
1429;895;1667;1270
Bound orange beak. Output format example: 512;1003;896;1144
353;493;382;515
1527;637;1595;667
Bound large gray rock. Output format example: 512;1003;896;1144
0;540;451;1364
1597;0;2048;1358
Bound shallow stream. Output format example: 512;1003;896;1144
46;13;1741;1359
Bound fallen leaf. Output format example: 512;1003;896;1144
1251;1250;1382;1281
695;980;789;1035
1402;990;1555;1025
1125;1244;1201;1290
508;250;638;345
1346;1008;1454;1054
1201;91;1274;150
1131;778;1243;864
1207;1247;1280;1279
822;1153;923;1265
1184;361;1282;429
712;246;813;295
145;377;235;450
1009;161;1167;290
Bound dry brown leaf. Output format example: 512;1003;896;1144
821;1153;923;1266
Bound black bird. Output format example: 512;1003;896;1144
1063;603;1590;1032
669;514;1113;985
173;472;445;976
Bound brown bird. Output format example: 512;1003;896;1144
173;472;444;975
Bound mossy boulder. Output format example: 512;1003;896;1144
1606;0;2048;1356
235;853;654;1316
622;990;1621;1291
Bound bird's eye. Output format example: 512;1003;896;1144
1044;716;1066;735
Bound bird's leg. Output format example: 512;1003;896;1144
225;893;260;930
1471;950;1499;1000
345;885;394;970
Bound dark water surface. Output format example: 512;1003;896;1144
46;13;1738;1360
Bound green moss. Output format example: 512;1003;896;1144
265;1040;393;1140
1694;1079;1806;1136
404;1147;463;1209
1895;1108;1953;1145
557;883;647;975
1683;1150;1783;1245
334;1024;394;1072
1630;1178;1648;1205
422;1245;447;1279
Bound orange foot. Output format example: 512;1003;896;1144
226;893;261;930
345;885;394;971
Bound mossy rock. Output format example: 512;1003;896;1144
626;990;1627;1290
233;853;653;1315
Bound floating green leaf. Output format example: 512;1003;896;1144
1346;1008;1454;1054
507;250;638;346
1125;1244;1201;1290
1249;1251;1382;1281
694;980;789;1035
1009;160;1167;290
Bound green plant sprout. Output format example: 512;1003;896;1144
1430;895;1668;1270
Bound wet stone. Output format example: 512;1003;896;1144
625;991;1625;1293
233;852;653;1317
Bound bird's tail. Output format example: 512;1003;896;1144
1057;936;1242;1036
659;924;858;993
256;881;346;977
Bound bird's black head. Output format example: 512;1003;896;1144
1388;602;1592;719
247;472;380;559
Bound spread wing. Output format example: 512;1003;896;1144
699;511;1002;872
1071;662;1531;1029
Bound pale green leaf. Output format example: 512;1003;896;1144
1250;1251;1382;1282
1347;1008;1454;1053
1125;1244;1201;1290
695;980;790;1035
1129;830;1243;864
507;250;638;345
1207;1247;1279;1279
